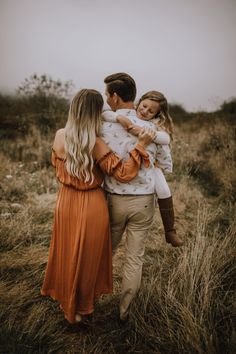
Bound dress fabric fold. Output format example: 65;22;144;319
41;150;113;324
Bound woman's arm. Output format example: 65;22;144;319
93;129;155;183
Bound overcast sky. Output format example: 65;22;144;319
1;0;236;111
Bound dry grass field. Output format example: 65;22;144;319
0;96;235;353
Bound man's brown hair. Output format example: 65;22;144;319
104;72;137;102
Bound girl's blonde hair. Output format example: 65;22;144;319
137;90;174;139
65;89;103;183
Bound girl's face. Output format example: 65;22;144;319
136;99;160;121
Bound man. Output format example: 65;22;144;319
101;72;167;321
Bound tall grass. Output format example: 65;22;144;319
132;205;236;354
0;100;235;353
0;200;235;353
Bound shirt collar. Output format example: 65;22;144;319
116;108;136;115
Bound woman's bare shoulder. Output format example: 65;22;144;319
53;128;66;157
55;128;65;139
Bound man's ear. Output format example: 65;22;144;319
113;92;119;105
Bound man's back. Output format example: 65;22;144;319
101;109;157;194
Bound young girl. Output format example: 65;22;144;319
102;90;183;247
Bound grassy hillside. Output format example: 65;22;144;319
0;94;235;353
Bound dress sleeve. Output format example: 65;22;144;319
51;148;66;167
93;138;150;183
51;149;57;167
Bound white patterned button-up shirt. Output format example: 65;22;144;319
101;109;172;195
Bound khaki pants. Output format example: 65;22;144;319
107;194;155;320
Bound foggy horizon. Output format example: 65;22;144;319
1;0;236;112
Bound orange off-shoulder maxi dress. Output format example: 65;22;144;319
41;139;149;324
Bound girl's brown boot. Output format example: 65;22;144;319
158;197;184;247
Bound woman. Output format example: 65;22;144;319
41;89;154;324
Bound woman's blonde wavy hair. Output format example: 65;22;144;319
65;89;103;183
137;91;174;139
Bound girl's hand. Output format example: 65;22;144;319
117;116;143;137
128;124;142;136
137;128;156;148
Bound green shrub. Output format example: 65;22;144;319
219;97;236;115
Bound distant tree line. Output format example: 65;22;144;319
0;74;73;138
0;74;235;138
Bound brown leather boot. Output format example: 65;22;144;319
158;197;184;247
